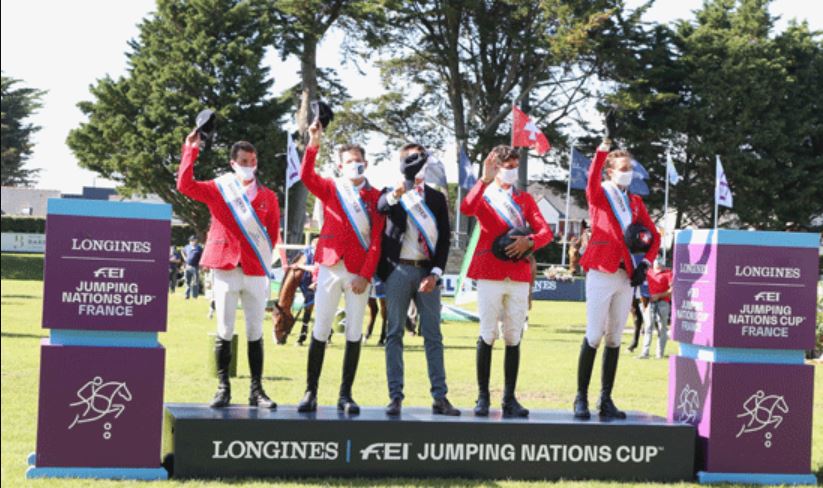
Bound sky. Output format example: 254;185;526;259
1;0;821;194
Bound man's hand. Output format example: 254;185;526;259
392;181;406;199
418;275;437;293
349;276;369;295
598;139;611;153
505;235;533;259
630;261;649;287
308;120;322;148
481;151;498;184
186;129;201;148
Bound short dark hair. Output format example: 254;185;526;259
606;149;632;168
491;145;519;164
231;141;256;160
399;142;426;161
338;144;366;161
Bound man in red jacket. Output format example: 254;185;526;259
297;121;386;415
177;129;285;410
639;257;672;359
574;139;660;420
461;145;553;418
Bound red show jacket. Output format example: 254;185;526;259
579;149;660;275
646;268;673;302
300;145;385;280
460;180;553;283
176;144;280;276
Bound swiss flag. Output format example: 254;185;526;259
512;105;551;155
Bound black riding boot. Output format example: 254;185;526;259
574;338;597;419
474;338;492;416
297;321;309;346
338;340;362;415
210;337;232;408
248;339;276;409
501;344;529;418
598;345;627;419
297;337;326;412
628;299;643;352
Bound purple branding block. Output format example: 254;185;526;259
35;343;165;468
669;356;814;474
42;214;170;331
672;230;817;349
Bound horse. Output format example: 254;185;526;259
272;253;310;345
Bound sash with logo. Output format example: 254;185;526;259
602;180;633;236
214;174;273;277
334;179;371;250
483;183;525;229
399;190;438;254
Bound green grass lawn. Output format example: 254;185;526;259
1;254;821;487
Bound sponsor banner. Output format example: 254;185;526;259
1;232;46;253
165;404;694;481
36;344;165;468
672;230;818;349
668;356;814;474
42;214;170;332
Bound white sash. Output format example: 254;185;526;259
334;179;371;250
602;180;632;235
399;190;438;254
483;183;525;229
214;174;273;277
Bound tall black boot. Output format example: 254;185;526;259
210;338;232;408
377;317;387;346
297;337;326;412
474;338;492;416
297;321;309;346
574;338;597;419
501;344;529;418
628;299;642;352
248;339;276;409
338;340;362;415
598;345;627;419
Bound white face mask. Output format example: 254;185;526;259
342;162;365;181
611;169;633;187
232;163;256;182
498;167;518;186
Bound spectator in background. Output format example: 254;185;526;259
182;235;204;299
169;245;183;293
639;257;673;359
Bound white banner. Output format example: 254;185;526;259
1;232;46;253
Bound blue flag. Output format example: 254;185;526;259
458;146;477;190
570;148;590;190
629;159;650;196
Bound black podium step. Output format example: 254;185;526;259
164;403;695;481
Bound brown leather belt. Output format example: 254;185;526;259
399;259;428;268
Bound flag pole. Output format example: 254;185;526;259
713;155;719;229
561;140;575;266
663;151;670;262
455;185;462;249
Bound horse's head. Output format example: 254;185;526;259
116;383;133;402
773;396;789;414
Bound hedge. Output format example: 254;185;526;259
1;216;194;247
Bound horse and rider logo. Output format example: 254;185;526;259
676;384;700;424
736;390;789;448
68;376;133;440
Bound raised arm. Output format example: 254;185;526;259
300;122;333;202
176;130;216;203
586;140;611;204
460;151;497;217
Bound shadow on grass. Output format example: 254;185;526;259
234;375;293;382
1;332;47;339
403;344;477;352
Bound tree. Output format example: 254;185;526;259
1;74;46;187
270;0;386;245
604;0;823;229
67;0;289;236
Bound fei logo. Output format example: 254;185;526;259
735;390;788;448
676;384;700;424
93;267;125;279
754;291;780;302
68;376;132;440
360;442;410;461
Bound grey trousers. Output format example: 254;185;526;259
384;264;447;401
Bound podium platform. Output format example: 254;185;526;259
164;403;695;481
